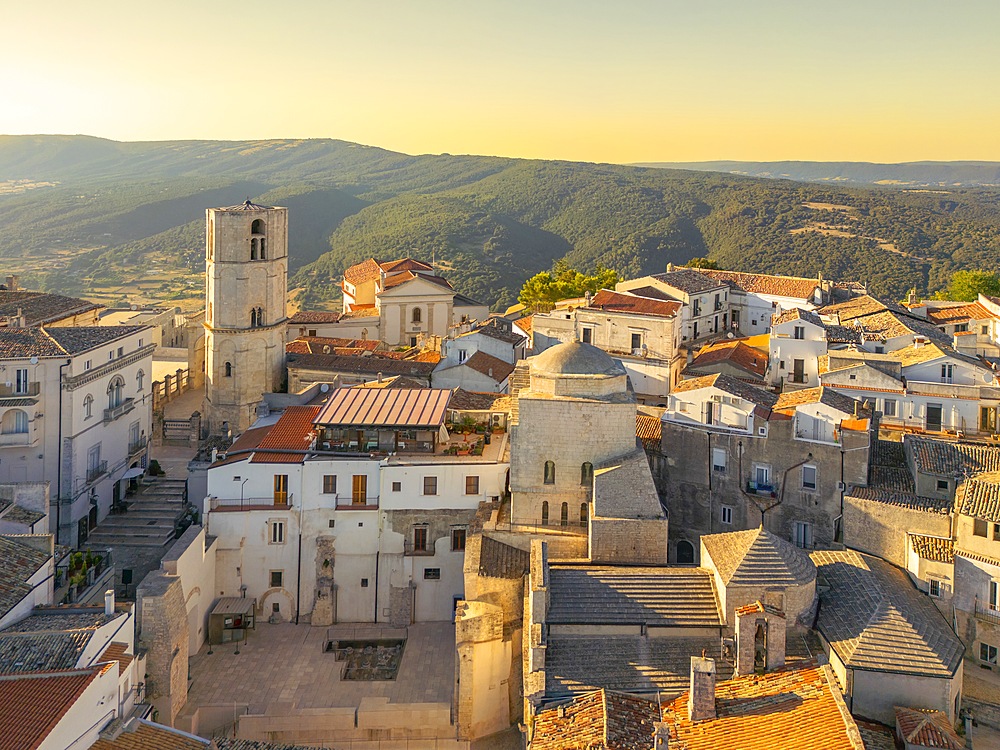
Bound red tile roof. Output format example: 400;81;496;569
314;387;451;428
462;351;515;383
97;642;133;676
688;340;768;378
894;706;963;750
532;688;661;750
250;406;321;464
343;258;382;285
924;302;991;325
286;310;342;325
212;425;273;466
414;350;442;364
588;289;681;318
636;415;662;450
380;257;434;274
286;336;382;355
90;718;210;749
696;269;822;300
0;667;105;750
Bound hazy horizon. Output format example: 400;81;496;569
4;1;1000;164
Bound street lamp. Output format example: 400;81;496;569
234;476;249;510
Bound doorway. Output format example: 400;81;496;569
676;540;695;564
926;404;943;432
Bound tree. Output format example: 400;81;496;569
518;264;620;312
936;270;1000;301
685;257;720;270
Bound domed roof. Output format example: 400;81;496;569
531;341;626;377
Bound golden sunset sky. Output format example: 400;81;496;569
3;0;998;163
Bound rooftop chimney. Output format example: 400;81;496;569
5;275;17;291
652;721;670;749
104;589;115;616
688;656;716;722
734;601;786;676
667;262;675;273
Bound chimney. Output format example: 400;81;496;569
652;722;670;749
377;372;383;384
734;601;786;676
687;656;716;721
5;275;18;291
667;262;675;273
907;288;917;305
104;589;115;616
585;291;592;306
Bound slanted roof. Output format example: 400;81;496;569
314;387;451;428
286;310;342;325
448;389;506;411
811;550;964;678
90;718;211;749
588;289;681;318
593;450;664;520
478;536;529;580
1;606;121;633
285;336;381;355
700;526;816;587
673;373;779;409
531;688;661;750
249;406;321;464
636;414;661;451
649;269;721;294
773;307;824;327
687;340;768;379
96;642;134;676
461;351;515;383
285;352;436;379
469;319;527;345
845;487;951;515
909;534;955;564
380;257;433;274
215;740;328;750
0;667;105;750
342;258;382;285
42;325;148;355
353;375;429;391
773;387;866;416
0;328;71;358
695;269;823;300
0;536;50;619
546;566;721;627
0;630;93;673
380;270;454;292
955;472;1000;522
661;663;866;750
894;706;964;750
908;436;1000;477
924;302;992;326
0;290;102;327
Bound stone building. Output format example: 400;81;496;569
204;200;289;435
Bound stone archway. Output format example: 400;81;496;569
677;540;695;565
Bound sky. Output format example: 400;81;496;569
2;0;999;163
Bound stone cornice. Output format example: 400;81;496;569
63;345;156;390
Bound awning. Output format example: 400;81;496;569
122;467;144;480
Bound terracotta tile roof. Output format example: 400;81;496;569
588;289;681;318
661;663;866;750
546;566;721;627
477;536;529;580
924;302;992;326
909;534;955;564
448;389;506;411
649;269;722;294
414;350;442;363
286;336;381;355
215;740;326;750
379;257;433;274
211;425;273;467
674;372;779;409
773;307;824;327
286;352;436;379
461;351;515;383
0;630;93;673
955;472;1000;522
286;310;342;324
890;342;949;367
894;706;963;750
516;314;534;335
338;307;379;320
688;340;768;379
91;718;211;749
285;340;309;354
381;270;454;291
810;550;964;678
955;547;1000;568
735;600;785;618
0;667;104;750
908;436;1000;477
247;406;321;464
0;290;102;327
821;295;897;322
314;387;451;428
855;719;897;750
0;536;50;620
701;526;816;587
531;688;661;750
774;386;867;416
96;642;133;676
696;269;823;300
844;486;950;514
636;414;661;450
342;258;382;285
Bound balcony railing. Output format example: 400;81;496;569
104;398;135;423
746;479;776;496
86;461;108;484
975;598;1000;626
0;382;40;398
128;437;148;456
0;431;34;447
788;373;809;385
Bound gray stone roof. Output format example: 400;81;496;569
672;372;780;410
478;536;529;580
0;290;101;326
700;526;816;587
593;449;664;520
45;326;148;354
215;741;328;750
1;506;46;527
811;550;964;678
908;436;1000;477
0;630;92;673
0;537;50;619
546;566;721;627
1;607;120;634
286;353;436;378
956;473;1000;522
650;269;721;294
845;486;951;514
772;307;824;327
531;341;626;377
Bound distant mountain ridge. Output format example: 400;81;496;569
2;136;1000;311
635;161;1000;187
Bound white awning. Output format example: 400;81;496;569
122;467;144;480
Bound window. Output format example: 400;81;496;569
580;502;589;525
541;501;549;525
994;523;1000;542
581;327;593;344
84;360;92;371
543;460;556;485
410;336;418;347
754;464;771;486
937;479;949;492
423;476;438;495
412;307;422;324
882;398;896;418
308;329;317;337
14;368;28;395
251;238;259;260
251;218;265;235
117;347;124;358
451;528;466;551
630;332;642;350
714;293;721;310
136;370;145;391
712;448;727;473
424;568;441;580
874;345;884;354
560;502;568;527
721;505;733;525
981;643;998;665
975;518;989;537
273;474;288;505
458;349;468;363
391;481;401;492
322;475;337;494
352;475;367;505
941;363;954;383
465;476;479;495
270;571;283;588
224;361;232;377
361;578;369;587
269;520;285;544
793;521;813;549
107;377;125;409
929;579;942;598
693;299;701;316
984;325;990;335
1;409;28;434
329;519;336;528
84;395;93;420
581;462;594;485
413;526;428;552
802;465;817;491
793;325;805;340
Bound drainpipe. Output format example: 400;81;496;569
295;497;303;625
707;431;713;534
56;358;71;545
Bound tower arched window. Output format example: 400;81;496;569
84;394;93;420
136;369;145;391
541;501;549;526
224;362;233;377
581;462;593;486
560;502;568;527
251;238;259;261
580;502;589;526
251;219;265;235
1;409;28;434
543;460;556;485
107;377;125;410
259;238;266;259
412;307;422;324
250;307;263;328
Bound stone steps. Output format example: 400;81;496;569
87;531;175;548
97;516;177;529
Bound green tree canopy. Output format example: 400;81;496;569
685;257;720;269
518;263;620;311
936;270;1000;301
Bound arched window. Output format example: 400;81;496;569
1;409;28;434
224;362;233;377
250;308;263;327
541;501;549;526
676;540;695;565
259;238;266;259
580;502;589;526
412;307;422;324
543;460;556;485
107;377;125;410
251;219;265;235
560;502;568;527
250;238;259;260
581;462;593;486
136;370;145;391
84;394;93;419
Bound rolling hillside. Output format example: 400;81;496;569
2;136;1000;311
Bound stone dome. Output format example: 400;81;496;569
530;341;626;378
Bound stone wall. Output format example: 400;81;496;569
137;571;190;725
589;517;668;564
843;495;951;567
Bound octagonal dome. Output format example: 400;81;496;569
530;341;626;378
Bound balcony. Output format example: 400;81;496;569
86;461;108;485
0;382;40;399
788;373;809;385
128;437;148;457
0;430;35;447
207;496;291;512
746;479;776;497
104;398;135;423
975;598;1000;626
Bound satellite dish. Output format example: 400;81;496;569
130;304;138;311
726;332;734;339
29;356;38;364
320;383;330;393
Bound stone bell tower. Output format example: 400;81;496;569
204;200;288;435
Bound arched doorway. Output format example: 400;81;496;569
676;540;695;565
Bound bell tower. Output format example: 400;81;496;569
204;199;288;435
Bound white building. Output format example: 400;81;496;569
204;387;509;624
768;308;828;389
0;326;154;546
617;266;729;345
696;269;834;334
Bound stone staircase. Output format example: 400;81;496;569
86;478;188;548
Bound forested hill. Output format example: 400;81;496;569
2;135;1000;311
